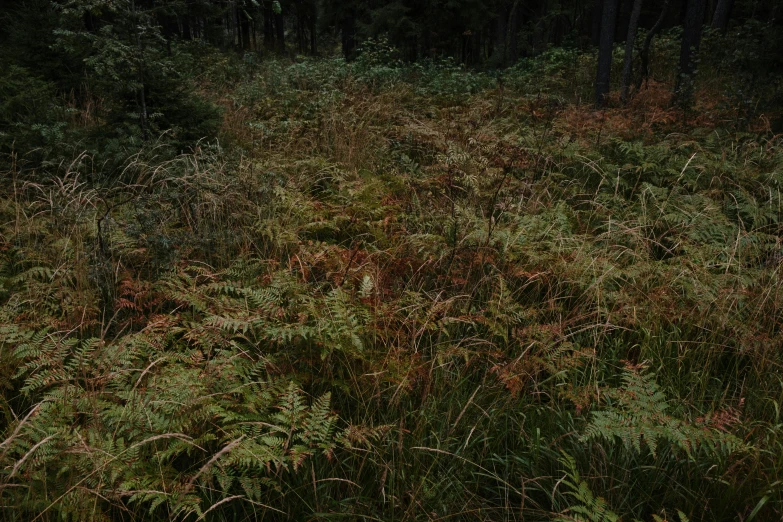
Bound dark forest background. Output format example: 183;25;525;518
1;0;780;171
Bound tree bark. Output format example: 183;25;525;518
341;9;356;60
674;0;707;106
240;6;251;50
620;0;643;104
507;0;521;64
181;16;193;40
595;0;620;107
275;10;285;52
264;7;274;50
634;0;669;92
295;0;305;53
711;0;734;31
309;2;317;55
492;0;520;66
591;0;603;47
231;1;239;48
494;4;508;64
616;0;633;44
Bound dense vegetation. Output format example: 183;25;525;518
1;0;783;520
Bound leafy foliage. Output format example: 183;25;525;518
1;318;352;520
557;453;624;522
1;14;783;521
583;365;742;458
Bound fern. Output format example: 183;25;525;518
556;453;624;522
0;312;350;520
582;365;742;459
558;454;693;522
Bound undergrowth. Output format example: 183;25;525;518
2;37;783;521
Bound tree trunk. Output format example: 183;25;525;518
310;12;318;56
591;0;603;47
275;10;285;52
595;0;620;107
182;16;193;40
240;7;251;50
493;0;520;66
634;0;669;92
616;0;633;43
251;17;257;50
711;0;734;31
161;13;175;56
309;6;317;55
296;1;305;53
341;9;356;60
507;0;520;64
423;24;432;58
494;4;508;65
264;7;274;50
620;0;643;104
674;0;707;106
508;0;522;65
231;1;239;48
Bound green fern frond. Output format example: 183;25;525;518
582;366;742;459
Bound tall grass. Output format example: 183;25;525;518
1;39;783;521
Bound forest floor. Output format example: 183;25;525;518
1;54;783;521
